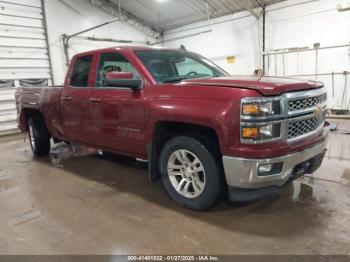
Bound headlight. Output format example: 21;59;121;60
240;97;283;143
241;123;281;142
241;100;281;117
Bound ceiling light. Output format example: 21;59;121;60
337;2;350;11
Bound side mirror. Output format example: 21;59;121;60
105;72;142;91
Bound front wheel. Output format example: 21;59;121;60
28;117;51;156
159;136;224;211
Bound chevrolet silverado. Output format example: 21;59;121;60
15;46;329;210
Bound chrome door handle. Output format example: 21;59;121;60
89;97;101;103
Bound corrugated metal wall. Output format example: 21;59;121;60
0;87;16;135
0;0;53;135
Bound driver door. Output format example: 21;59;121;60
88;51;147;156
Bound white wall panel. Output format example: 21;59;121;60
0;4;51;80
163;12;260;76
164;0;350;110
0;88;17;133
44;0;156;85
265;0;350;108
0;0;52;134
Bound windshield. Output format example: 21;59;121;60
134;50;229;83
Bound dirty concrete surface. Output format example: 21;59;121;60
0;120;349;255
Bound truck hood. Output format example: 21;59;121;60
181;76;323;96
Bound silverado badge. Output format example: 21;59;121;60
314;104;324;120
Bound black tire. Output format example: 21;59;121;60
28;117;51;156
159;136;224;211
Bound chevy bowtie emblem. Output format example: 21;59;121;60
314;104;324;119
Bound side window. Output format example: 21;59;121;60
69;55;93;87
175;57;213;77
96;52;137;88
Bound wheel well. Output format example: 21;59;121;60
148;121;221;181
155;121;220;153
22;109;46;131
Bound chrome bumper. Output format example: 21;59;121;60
222;140;327;189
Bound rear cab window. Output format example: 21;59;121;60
69;55;93;87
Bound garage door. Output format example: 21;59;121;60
0;0;53;135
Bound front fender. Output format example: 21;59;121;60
145;97;239;153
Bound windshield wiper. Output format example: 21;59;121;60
162;77;188;83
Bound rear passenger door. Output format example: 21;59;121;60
61;54;94;143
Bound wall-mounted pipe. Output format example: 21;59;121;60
67;18;120;39
62;17;121;66
41;0;55;86
262;5;266;74
73;35;149;45
264;43;350;56
62;17;152;65
286;71;349;77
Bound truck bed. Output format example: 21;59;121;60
15;86;64;139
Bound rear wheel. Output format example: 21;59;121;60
159;136;224;211
28;117;50;156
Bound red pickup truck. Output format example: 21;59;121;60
15;46;329;210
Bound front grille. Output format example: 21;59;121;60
288;93;327;112
240;88;327;144
288;116;324;140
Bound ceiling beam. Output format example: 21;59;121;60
200;0;218;17
88;0;161;39
254;0;265;8
234;0;262;19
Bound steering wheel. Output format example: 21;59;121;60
186;71;198;76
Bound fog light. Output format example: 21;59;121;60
258;163;283;176
259;164;273;173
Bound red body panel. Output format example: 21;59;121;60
16;86;64;140
15;46;327;160
182;76;323;96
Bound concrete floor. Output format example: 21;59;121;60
0;121;349;255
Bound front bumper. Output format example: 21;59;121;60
222;140;327;202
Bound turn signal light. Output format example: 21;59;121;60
242;104;259;115
242;127;259;138
241;123;281;142
241;100;281;117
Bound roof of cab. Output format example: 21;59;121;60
73;45;182;58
